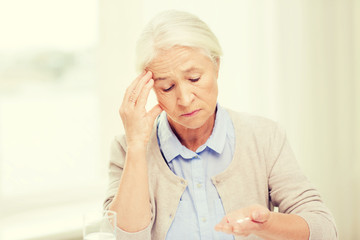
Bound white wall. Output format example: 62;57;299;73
0;1;104;239
99;1;359;239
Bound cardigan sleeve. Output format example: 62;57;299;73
267;125;338;240
103;135;153;240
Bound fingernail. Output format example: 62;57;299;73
252;212;259;220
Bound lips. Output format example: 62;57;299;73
181;109;200;117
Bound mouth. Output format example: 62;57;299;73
181;109;200;117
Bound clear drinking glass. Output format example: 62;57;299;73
83;210;117;240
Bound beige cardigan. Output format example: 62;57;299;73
104;110;338;240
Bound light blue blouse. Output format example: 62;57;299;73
157;105;235;240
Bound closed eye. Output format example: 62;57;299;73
163;85;174;92
189;78;200;82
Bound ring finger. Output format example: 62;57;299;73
124;71;152;104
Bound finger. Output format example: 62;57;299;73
214;223;223;232
131;71;152;103
251;209;269;223
220;223;234;235
123;71;148;103
214;216;230;232
136;78;154;107
122;72;145;104
231;218;252;236
236;217;250;224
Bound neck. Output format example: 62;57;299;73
168;112;216;152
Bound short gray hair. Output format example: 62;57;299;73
135;10;222;72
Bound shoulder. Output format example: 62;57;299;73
224;108;288;154
225;108;281;134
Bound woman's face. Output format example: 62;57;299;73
148;47;219;130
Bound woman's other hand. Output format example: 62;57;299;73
215;204;310;240
119;71;163;148
214;204;271;237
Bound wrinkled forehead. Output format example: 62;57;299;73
146;46;212;75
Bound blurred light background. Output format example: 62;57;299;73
0;0;358;239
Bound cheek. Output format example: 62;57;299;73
202;80;218;104
210;75;219;93
153;88;174;109
201;78;218;96
212;82;218;96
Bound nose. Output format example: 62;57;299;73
176;83;194;107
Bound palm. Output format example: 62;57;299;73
119;71;162;147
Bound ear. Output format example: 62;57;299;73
215;57;220;67
214;57;220;78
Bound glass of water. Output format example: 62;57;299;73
83;210;117;240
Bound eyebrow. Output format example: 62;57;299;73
154;77;168;81
154;67;201;81
183;67;201;73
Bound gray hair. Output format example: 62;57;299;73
135;10;223;72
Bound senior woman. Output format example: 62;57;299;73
104;10;337;240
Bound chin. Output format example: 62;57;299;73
169;115;211;130
178;121;206;129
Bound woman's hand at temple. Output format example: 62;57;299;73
109;71;162;232
119;71;163;147
215;204;310;240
